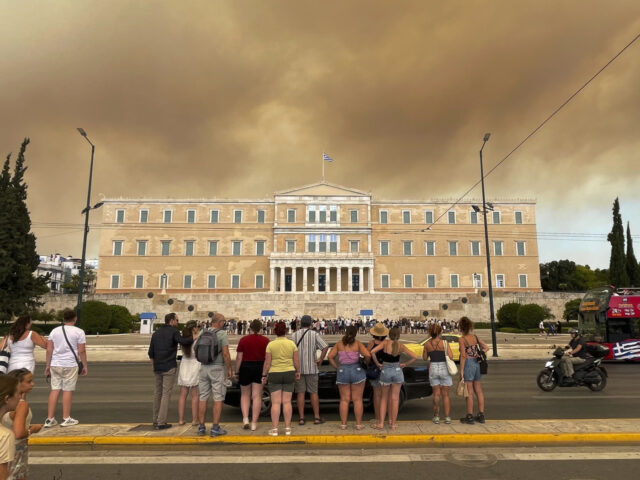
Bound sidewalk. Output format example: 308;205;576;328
30;419;640;446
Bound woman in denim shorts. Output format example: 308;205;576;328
370;327;417;430
423;323;454;424
459;317;489;425
366;323;389;426
328;326;371;430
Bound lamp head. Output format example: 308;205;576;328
472;205;481;213
483;133;491;142
93;201;104;209
77;128;87;137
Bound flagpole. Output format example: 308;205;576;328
322;153;325;182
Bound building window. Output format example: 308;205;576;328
110;275;120;289
381;274;390;289
234;210;242;223
519;274;528;288
163;210;172;223
493;241;503;256
470;241;481;256
139;209;148;223
318;234;327;253
308;206;316;223
349;240;359;253
161;240;171;256
425;210;434;224
380;241;389;256
496;274;505;288
473;273;482;288
329;234;338;253
319;206;327;223
515;211;523;224
207;275;217;289
255;240;265;256
210;210;219;223
231;275;240;289
208;241;218;256
185;241;195;256
470;210;478;224
350;210;358;223
287;209;296;223
516;241;526;256
286;240;296;253
232;241;242;256
403;241;412;256
135;275;144;289
255;274;264;289
425;241;435;256
183;275;192;289
493;211;501;224
329;206;338;223
450;274;459;288
257;209;266;223
137;241;147;256
187;209;196;223
448;241;458;256
307;234;316;252
427;274;436;288
402;210;411;224
116;209;125;223
404;274;413;288
379;210;388;224
113;241;123;256
448;211;456;224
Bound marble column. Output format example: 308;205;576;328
314;267;319;293
368;266;374;293
270;267;275;293
291;266;297;293
303;267;308;293
348;266;353;292
280;267;286;293
337;267;342;292
325;266;331;292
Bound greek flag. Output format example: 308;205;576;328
322;152;334;162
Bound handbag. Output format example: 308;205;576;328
365;362;381;380
0;337;11;374
456;379;468;397
62;325;84;375
443;341;458;376
475;335;488;374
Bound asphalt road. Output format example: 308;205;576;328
27;360;640;424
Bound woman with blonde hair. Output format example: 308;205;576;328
371;327;417;430
423;323;454;424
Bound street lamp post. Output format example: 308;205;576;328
161;273;167;295
479;133;498;357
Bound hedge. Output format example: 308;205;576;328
516;304;549;331
497;303;521;328
499;327;525;333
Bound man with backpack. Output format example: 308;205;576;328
195;312;232;436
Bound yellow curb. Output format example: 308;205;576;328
29;432;640;446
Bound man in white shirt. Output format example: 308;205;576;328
44;309;87;428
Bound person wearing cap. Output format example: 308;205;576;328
291;314;329;425
366;322;388;426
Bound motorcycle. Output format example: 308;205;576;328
536;344;608;392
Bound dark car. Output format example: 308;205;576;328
224;348;432;416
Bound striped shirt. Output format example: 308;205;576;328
290;328;328;375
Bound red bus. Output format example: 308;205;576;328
579;286;640;361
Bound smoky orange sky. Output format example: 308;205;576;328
1;1;640;268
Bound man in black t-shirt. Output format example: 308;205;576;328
559;329;587;379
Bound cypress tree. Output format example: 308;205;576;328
607;198;629;288
626;223;640;287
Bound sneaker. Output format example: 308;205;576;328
154;423;172;430
44;418;58;428
210;426;227;437
460;414;475;425
475;413;486;424
197;424;206;436
60;417;79;427
444;417;452;424
432;416;440;424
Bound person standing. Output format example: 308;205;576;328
423;323;454;424
459;316;490;424
3;316;47;373
44;310;87;428
195;313;232;437
366;323;389;427
148;312;193;430
177;321;201;426
0;376;20;480
291;315;329;426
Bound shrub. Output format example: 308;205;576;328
472;322;493;329
527;328;540;333
499;327;525;333
497;303;521;328
563;298;582;320
108;305;134;333
516;304;551;331
80;301;112;334
108;328;120;334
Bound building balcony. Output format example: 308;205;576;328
270;252;374;261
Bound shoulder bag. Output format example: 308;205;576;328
0;337;10;374
474;335;488;375
443;340;458;376
62;326;84;375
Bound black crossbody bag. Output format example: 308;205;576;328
62;325;84;375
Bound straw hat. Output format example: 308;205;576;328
370;323;389;337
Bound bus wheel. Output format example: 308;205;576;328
536;369;557;392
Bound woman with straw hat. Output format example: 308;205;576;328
366;323;389;426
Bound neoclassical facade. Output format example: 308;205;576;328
95;182;541;294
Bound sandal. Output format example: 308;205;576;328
250;422;257;431
178;421;186;426
284;427;292;436
371;424;384;430
299;418;306;425
340;424;348;430
390;424;398;430
355;424;364;431
313;417;325;425
268;428;278;437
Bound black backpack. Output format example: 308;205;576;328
195;329;221;365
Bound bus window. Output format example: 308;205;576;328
606;319;633;343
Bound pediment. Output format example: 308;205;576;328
275;181;369;197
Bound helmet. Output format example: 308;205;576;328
569;328;579;335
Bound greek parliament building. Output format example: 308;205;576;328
95;182;542;313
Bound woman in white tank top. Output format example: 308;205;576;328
2;316;48;373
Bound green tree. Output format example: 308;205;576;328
80;301;111;334
539;260;576;291
516;303;552;330
62;267;96;294
0;139;49;321
497;302;521;328
608;198;629;287
108;305;134;333
626;223;640;287
563;298;582;320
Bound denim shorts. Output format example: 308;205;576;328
336;363;366;385
369;379;382;388
429;361;453;387
379;362;404;385
463;357;482;382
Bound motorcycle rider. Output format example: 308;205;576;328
559;328;587;382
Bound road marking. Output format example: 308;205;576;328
532;395;640;399
30;451;640;465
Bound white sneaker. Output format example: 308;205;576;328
60;417;79;427
44;418;58;428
